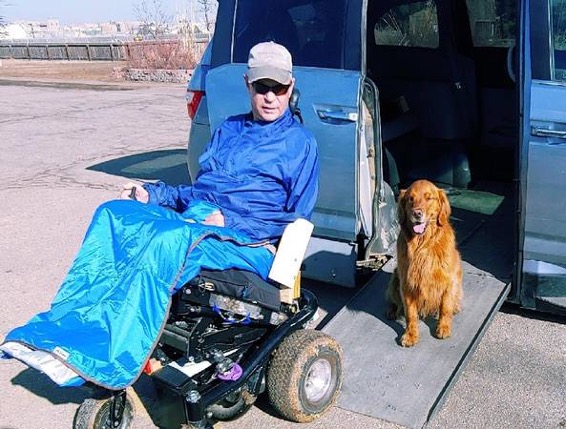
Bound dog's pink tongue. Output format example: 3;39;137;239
413;223;426;234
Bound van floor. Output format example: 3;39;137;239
321;180;514;429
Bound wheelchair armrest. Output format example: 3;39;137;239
268;218;314;289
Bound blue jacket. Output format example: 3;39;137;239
145;109;319;242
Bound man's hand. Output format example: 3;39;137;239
202;210;225;227
119;182;149;203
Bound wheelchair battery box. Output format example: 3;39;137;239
184;269;281;311
172;270;287;325
174;269;287;325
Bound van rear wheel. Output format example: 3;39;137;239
266;330;343;423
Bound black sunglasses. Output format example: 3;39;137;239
252;81;290;96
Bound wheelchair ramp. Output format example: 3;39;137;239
323;261;508;428
323;187;513;428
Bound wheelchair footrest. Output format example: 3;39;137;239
152;364;198;395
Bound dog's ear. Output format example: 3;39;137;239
437;188;451;226
397;189;407;224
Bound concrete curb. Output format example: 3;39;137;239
0;77;149;90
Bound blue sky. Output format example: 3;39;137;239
2;0;195;24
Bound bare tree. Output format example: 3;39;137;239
196;0;218;33
133;0;172;39
0;0;6;36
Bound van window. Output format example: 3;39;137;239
373;0;439;48
465;0;516;47
232;0;348;69
553;0;566;80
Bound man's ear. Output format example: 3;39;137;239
287;77;296;94
246;78;256;97
245;75;256;93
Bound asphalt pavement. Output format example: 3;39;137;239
0;77;564;429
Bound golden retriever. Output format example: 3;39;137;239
386;179;463;347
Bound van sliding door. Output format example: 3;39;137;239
520;0;566;315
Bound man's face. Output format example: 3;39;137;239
246;77;295;122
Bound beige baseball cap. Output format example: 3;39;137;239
246;41;293;84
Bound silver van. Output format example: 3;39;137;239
186;0;566;317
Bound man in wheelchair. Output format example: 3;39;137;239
1;42;343;428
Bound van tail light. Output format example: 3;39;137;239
187;90;204;120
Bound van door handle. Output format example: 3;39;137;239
531;126;566;139
316;109;358;123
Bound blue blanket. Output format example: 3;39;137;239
1;200;274;390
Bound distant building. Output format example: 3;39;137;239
46;19;60;33
1;20;61;40
0;17;212;42
2;23;28;40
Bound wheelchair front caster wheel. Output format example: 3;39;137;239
267;329;343;423
73;394;135;429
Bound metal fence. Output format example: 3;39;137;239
0;39;209;61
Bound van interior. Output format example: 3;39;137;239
363;0;517;285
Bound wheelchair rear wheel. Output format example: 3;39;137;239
266;329;343;423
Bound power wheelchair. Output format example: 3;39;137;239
73;219;343;429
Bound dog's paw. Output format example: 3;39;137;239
436;323;452;339
400;331;419;347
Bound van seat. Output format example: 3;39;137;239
371;46;477;141
369;46;477;188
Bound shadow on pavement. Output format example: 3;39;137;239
500;302;566;324
10;368;90;405
88;149;191;186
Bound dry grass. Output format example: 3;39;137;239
0;59;127;82
125;39;205;70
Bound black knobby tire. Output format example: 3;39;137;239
207;390;257;421
73;396;135;429
266;329;343;423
